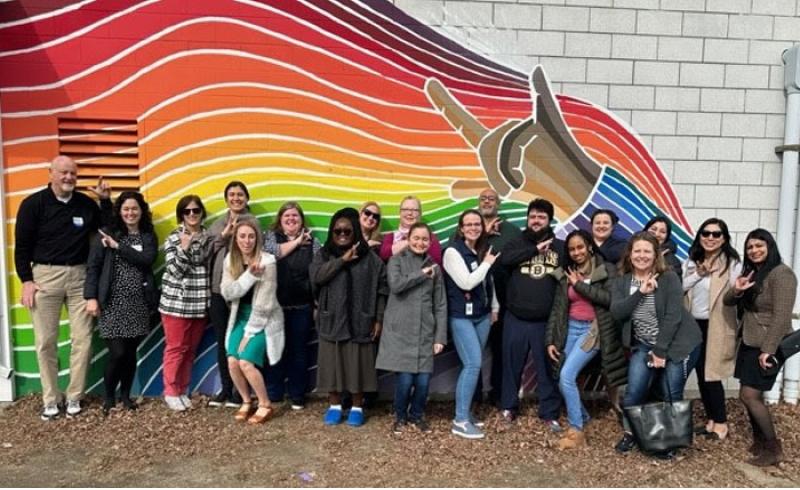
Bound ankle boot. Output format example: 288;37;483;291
557;428;586;450
747;431;765;456
748;439;783;467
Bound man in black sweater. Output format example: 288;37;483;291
15;156;111;420
498;198;564;430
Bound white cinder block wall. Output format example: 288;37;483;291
394;0;800;250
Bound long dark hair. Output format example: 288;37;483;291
688;218;739;273
111;191;154;235
453;209;489;260
563;229;595;272
740;228;783;311
643;216;673;242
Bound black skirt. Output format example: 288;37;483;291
735;343;782;391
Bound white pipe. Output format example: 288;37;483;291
780;45;800;404
0;97;15;402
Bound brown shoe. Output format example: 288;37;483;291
248;405;274;425
748;439;783;467
747;432;765;456
557;427;586;450
234;402;253;422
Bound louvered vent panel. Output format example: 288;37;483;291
58;118;140;192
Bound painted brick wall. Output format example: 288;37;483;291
394;0;798;249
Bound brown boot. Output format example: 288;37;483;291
748;439;783;467
747;432;765;456
557;427;586;450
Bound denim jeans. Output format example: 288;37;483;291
622;341;701;431
264;305;313;402
394;372;431;422
450;314;491;423
559;319;598;430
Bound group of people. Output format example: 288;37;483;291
15;156;796;467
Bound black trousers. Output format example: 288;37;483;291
210;293;234;395
695;319;728;423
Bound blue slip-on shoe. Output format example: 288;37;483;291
346;409;365;427
323;407;343;425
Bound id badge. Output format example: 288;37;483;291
72;216;84;227
465;302;473;316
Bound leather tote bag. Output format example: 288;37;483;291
623;371;693;453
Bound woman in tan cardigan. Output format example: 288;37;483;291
683;218;740;441
724;229;797;466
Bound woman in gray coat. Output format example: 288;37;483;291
376;223;447;434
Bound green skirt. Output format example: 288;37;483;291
226;303;267;367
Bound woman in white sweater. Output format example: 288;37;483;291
221;219;284;424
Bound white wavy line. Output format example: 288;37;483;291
0;0;98;30
2;162;50;174
301;0;525;91
142;152;451;195
13;339;72;352
139;82;451;139
139;133;476;178
3;135;57;147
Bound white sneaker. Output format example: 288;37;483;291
164;396;186;412
65;399;82;418
41;404;60;421
179;394;192;409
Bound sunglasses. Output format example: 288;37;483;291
182;207;202;216
362;209;381;221
333;227;353;236
700;230;723;239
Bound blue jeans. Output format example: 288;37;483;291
264;305;313;402
622;341;701;431
559;319;598;430
450;315;491;423
394;372;431;422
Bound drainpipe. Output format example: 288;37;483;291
0;98;15;402
779;45;800;404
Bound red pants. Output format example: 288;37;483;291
161;314;207;396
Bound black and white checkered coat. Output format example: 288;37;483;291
158;227;213;318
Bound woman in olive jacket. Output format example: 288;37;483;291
546;230;626;449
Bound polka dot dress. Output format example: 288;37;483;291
98;234;151;339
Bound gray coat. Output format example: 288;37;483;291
376;249;448;373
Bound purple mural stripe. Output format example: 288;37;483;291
337;0;527;87
360;0;525;80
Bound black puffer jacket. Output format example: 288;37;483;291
545;255;627;387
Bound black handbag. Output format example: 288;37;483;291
623;368;693;453
779;329;800;361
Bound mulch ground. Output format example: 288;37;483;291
1;394;799;487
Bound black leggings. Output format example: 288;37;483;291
104;337;143;401
695;320;727;423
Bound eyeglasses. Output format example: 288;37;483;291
479;196;498;203
400;207;420;214
332;227;352;236
362;209;381;221
700;230;723;239
182;207;202;216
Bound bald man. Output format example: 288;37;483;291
15;156;111;420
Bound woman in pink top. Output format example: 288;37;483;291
546;229;625;450
380;196;442;265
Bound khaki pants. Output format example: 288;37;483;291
30;264;94;406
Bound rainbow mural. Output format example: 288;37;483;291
1;0;692;398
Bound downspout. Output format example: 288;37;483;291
779;45;800;404
0;97;15;402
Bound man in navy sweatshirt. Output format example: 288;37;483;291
498;198;564;430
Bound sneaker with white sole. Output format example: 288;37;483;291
451;420;485;439
65;399;82;418
164;396;186;412
41;403;60;421
179;395;192;409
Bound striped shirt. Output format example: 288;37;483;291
631;279;659;345
158;227;213;318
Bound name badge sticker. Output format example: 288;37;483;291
465;302;473;316
72;216;84;227
470;261;478;271
132;244;143;252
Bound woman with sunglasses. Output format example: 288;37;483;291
643;216;683;277
159;195;214;412
360;201;384;251
85;191;158;415
443;209;499;439
310;208;388;427
380;196;442;265
207;181;253;408
683;218;740;441
724;229;797;466
262;201;321;410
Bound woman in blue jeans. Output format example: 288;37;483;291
546;230;626;450
610;232;701;459
443;210;499;439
